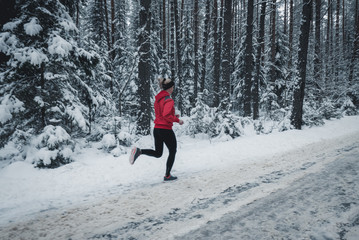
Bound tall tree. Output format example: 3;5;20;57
193;0;199;102
200;0;211;93
288;0;294;79
291;0;313;129
137;0;152;135
221;0;233;109
313;0;322;99
173;0;183;111
213;0;221;107
243;0;254;116
270;0;276;83
349;0;359;83
253;0;267;120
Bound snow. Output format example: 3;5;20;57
12;47;49;67
0;94;24;124
48;35;73;57
101;134;117;150
2;19;22;31
0;116;358;239
59;19;78;32
24;18;43;36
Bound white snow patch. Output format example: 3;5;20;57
24;18;43;36
28;48;48;66
65;105;87;131
48;35;73;57
101;134;117;150
59;19;78;32
0;94;24;124
3;19;22;31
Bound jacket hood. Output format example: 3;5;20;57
155;90;170;102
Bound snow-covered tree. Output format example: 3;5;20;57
0;0;100;167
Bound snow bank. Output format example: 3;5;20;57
0;116;358;226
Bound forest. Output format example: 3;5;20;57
0;0;358;168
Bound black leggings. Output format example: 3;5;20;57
141;128;177;177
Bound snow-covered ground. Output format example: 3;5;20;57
0;116;359;239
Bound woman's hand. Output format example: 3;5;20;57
179;119;184;125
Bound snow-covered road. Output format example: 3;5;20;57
178;136;359;240
0;130;358;240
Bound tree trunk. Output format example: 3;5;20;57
137;0;152;135
213;0;221;107
173;0;182;110
162;0;167;50
243;0;254;117
288;0;294;77
349;0;359;83
110;0;115;61
253;0;267;120
313;0;322;98
170;0;175;80
270;0;276;83
284;0;287;34
193;0;199;103
221;0;233;109
200;0;211;93
291;0;313;129
335;0;340;81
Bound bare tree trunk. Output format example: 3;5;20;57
288;0;294;77
103;0;111;56
172;0;182;108
349;0;359;83
325;1;333;90
243;0;254;117
284;0;287;34
221;0;233;109
291;0;313;129
193;0;199;102
200;0;211;93
335;0;340;81
213;0;221;107
170;0;175;80
314;0;322;99
137;0;152;135
253;0;267;120
270;0;276;83
162;0;167;50
111;0;115;60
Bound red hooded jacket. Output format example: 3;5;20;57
154;90;179;129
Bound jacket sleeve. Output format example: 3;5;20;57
163;99;180;123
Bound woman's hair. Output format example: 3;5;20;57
158;77;174;90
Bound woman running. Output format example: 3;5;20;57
129;78;184;181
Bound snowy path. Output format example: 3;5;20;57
0;131;358;240
178;137;359;240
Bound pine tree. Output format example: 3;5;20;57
0;0;99;166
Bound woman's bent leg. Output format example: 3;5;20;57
141;128;163;158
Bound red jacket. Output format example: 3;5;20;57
154;90;179;129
